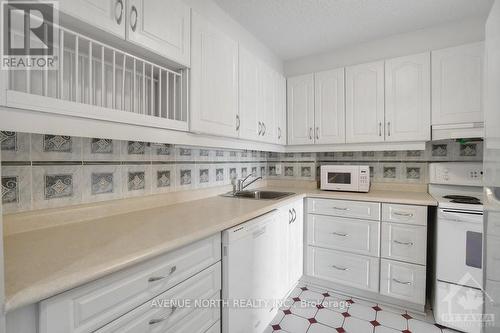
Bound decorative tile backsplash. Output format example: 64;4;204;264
0;131;483;214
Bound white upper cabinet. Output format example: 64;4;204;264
314;68;346;144
385;53;431;142
59;0;126;39
287;74;315;145
346;61;385;143
190;11;239;138
432;42;484;125
260;64;276;142
127;0;191;67
238;46;261;141
275;74;287;145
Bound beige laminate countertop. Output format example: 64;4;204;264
3;187;437;312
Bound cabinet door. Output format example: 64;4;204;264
238;46;260;141
190;12;239;138
59;0;125;39
432;42;484;125
287;74;315;145
314;68;346;144
385;53;431;142
288;201;304;286
260;64;276;143
275;73;287;145
127;0;190;66
345;61;385;143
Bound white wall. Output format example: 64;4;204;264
284;17;487;76
184;0;283;73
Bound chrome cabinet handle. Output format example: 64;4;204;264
393;211;413;217
331;232;348;237
289;209;293;223
392;278;412;285
309;127;313;140
149;306;177;325
292;208;296;222
130;5;138;32
378;122;382;136
262;122;266;135
333;207;348;211
115;0;124;25
148;266;177;282
235;115;240;131
393;240;414;246
332;265;349;271
387;121;391;137
278;127;281;140
315;126;319;140
258;122;262;135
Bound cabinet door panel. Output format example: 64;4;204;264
190;12;239;138
432;42;484;125
60;0;125;38
385;53;430;141
346;61;385;143
238;47;260;141
287;74;315;145
289;201;304;285
314;68;346;144
260;64;276;142
127;0;190;66
275;74;287;145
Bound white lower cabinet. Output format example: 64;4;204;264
307;214;380;257
306;247;380;292
39;234;221;333
305;198;429;311
95;263;221;332
380;259;426;305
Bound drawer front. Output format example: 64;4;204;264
381;222;427;265
306;246;379;292
307;214;380;257
487;235;500;282
96;263;221;333
382;203;427;225
39;234;221;333
308;198;381;221
380;259;426;305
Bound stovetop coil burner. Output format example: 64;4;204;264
443;195;482;205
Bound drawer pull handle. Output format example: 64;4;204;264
392;278;412;285
149;306;177;325
393;240;414;246
393;212;413;217
331;232;348;237
148;266;177;282
332;264;349;271
333;207;349;211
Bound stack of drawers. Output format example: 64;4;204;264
39;234;222;333
305;198;427;307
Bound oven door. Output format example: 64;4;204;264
321;166;359;191
436;208;484;289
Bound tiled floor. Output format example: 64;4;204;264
264;284;460;333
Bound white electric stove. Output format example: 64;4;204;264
430;162;485;333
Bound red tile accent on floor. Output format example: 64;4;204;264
341;312;351;318
372;305;382;311
301;287;308;291
402;313;412;320
434;323;446;329
316;304;324;309
272;324;281;330
283;309;292;315
370;320;381;327
308;318;318;324
335;328;346;333
346;299;354;304
322;292;330;297
293;297;301;302
402;330;411;333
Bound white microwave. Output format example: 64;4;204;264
320;165;370;192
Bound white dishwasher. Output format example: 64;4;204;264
222;210;281;333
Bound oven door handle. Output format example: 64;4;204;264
439;210;483;224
